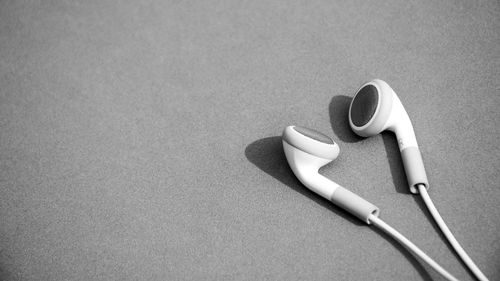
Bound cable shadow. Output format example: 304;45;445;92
370;226;436;281
245;136;362;226
383;132;475;279
381;132;411;194
245;136;434;280
329;95;363;143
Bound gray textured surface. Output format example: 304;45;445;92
1;1;499;280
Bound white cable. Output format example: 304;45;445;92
368;214;459;281
417;184;489;281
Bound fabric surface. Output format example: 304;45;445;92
1;1;499;280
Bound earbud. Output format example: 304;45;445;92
349;79;428;193
282;126;379;224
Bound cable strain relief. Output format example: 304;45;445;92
330;185;379;224
401;147;429;194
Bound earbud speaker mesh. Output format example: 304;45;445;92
350;85;379;127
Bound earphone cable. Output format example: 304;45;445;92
368;214;459;281
417;184;489;281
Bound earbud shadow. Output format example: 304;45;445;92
245;136;433;281
382;134;475;280
381;133;412;194
328;96;436;280
369;227;436;281
329;95;363;143
329;95;410;194
245;136;362;226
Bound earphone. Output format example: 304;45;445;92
282;126;379;223
348;79;427;194
282;125;458;281
280;79;489;281
349;80;488;281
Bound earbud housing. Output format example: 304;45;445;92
282;126;379;223
349;79;417;150
348;80;428;193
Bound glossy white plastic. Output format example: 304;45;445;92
349;79;418;151
282;126;379;223
349;79;428;193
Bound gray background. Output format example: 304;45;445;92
1;1;499;280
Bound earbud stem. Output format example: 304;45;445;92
302;171;380;224
297;170;380;224
329;185;379;224
401;147;429;194
384;96;429;193
388;94;418;151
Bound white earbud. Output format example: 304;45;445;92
282;125;379;224
348;80;489;280
348;79;428;194
281;126;462;280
